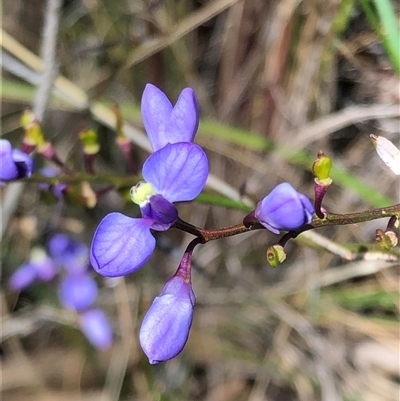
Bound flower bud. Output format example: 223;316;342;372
266;245;287;268
376;229;398;250
312;151;332;186
255;183;314;234
79;129;100;155
21;110;35;129
139;276;195;364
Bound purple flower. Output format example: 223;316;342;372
8;248;58;291
255;182;315;234
79;308;113;350
0;139;34;183
38;167;67;198
90;86;208;278
139;276;195;364
48;234;89;276
59;274;98;311
8;263;37;291
141;84;199;152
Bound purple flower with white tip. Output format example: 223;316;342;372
255;182;315;234
0;139;34;183
79;308;113;350
141;84;199;151
139;242;196;364
90;85;208;278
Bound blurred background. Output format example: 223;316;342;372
1;0;399;400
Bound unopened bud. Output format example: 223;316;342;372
312;151;333;186
376;229;398;250
266;245;286;268
80;129;100;155
22;120;46;154
21;110;35;129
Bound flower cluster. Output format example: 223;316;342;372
90;84;207;362
89;84;317;364
9;234;113;350
0;139;34;184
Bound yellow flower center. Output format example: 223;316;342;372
130;181;156;205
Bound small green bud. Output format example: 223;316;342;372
312;151;333;186
21;110;35;129
376;229;398;250
80;129;100;155
130;181;156;205
266;245;286;268
23;120;45;147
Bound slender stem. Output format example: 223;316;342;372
174;204;400;243
173;218;264;243
24;173;141;186
175;237;202;282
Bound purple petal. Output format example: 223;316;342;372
142;143;208;203
297;193;315;222
48;234;89;275
90;213;156;277
0;139;19;181
165;88;199;145
139;276;195;364
255;183;315;234
9;263;37;291
59;274;98;311
141;84;173;151
12;149;34;178
38;167;67;198
140;194;178;230
79;309;113;349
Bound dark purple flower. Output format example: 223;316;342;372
255;182;315;234
0;139;34;183
59;274;98;311
79;308;113;350
141;84;199;152
8;248;58;291
139;276;195;364
91;87;208;278
48;234;89;276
